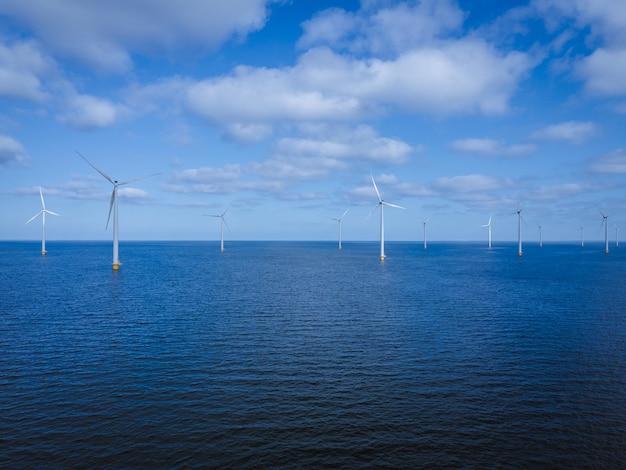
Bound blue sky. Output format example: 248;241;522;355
1;0;625;243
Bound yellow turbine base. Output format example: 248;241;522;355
518;252;523;257
380;255;386;261
113;263;120;270
41;251;47;255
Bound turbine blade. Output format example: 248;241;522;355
24;211;42;225
39;187;45;209
383;201;405;209
77;151;114;184
222;203;232;217
118;172;161;186
106;189;115;230
340;209;349;220
370;174;382;202
223;217;231;233
45;210;62;217
366;203;380;220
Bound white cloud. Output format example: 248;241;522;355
589;148;626;173
57;93;120;130
449;138;534;157
0;0;273;73
299;0;464;55
274;125;413;165
530;121;599;144
433;174;512;193
0;134;29;167
575;48;626;96
530;183;594;200
118;187;149;200
534;0;626;97
0;39;51;101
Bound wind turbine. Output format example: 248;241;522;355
580;226;584;248
330;209;349;250
418;218;429;250
206;204;231;252
537;223;543;248
511;202;523;256
616;225;620;248
600;210;609;254
25;187;63;255
367;174;405;261
78;151;160;270
481;215;492;249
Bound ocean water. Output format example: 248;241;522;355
1;240;625;469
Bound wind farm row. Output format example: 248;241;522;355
24;155;620;269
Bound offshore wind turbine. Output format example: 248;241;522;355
418;218;428;249
511;202;523;256
330;209;349;250
206;204;231;252
78;151;160;270
537;223;543;248
616;226;620;248
25;187;63;255
600;210;609;254
367;174;405;261
580;226;584;247
481;215;492;249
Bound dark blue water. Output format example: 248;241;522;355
1;241;625;468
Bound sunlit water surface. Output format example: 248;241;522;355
1;241;625;468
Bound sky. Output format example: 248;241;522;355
1;0;625;244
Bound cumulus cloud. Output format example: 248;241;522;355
0;135;30;167
57;93;121;130
433;174;512;193
299;0;464;55
534;0;626;97
0;0;273;73
449;138;534;157
274;125;413;165
0;40;51;101
589;148;626;173
530;183;595;200
530;121;599;144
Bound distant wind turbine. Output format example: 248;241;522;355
511;202;523;256
600;210;609;254
600;211;609;255
330;209;349;250
580;226;584;248
25;187;63;255
367;174;405;261
537;223;543;248
78;151;160;270
206;204;231;252
616;226;620;248
418;218;429;250
481;215;492;249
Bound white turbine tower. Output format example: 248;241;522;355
367;174;405;261
418;218;429;250
78;152;160;270
330;209;349;250
206;204;231;252
600;210;609;254
481;215;492;249
511;202;523;256
537;223;543;248
580;226;584;247
616;226;620;248
25;187;63;255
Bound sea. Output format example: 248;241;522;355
1;240;625;469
